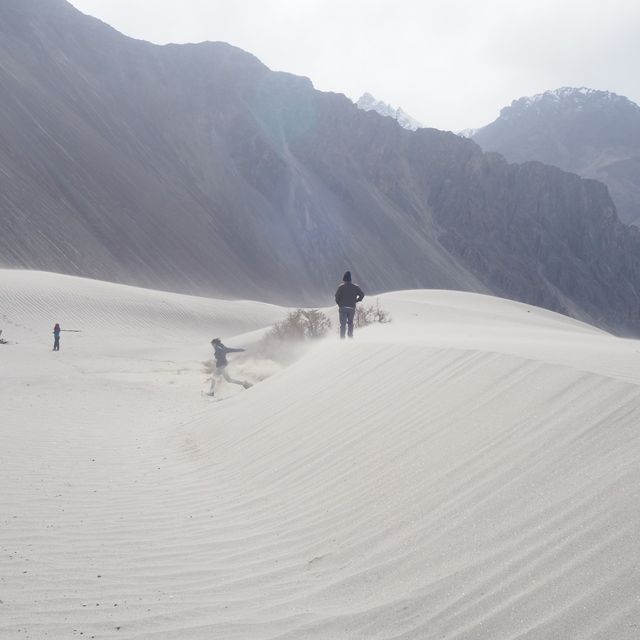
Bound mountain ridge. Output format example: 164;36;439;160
473;86;640;226
2;1;640;333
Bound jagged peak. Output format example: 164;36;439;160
503;87;639;116
458;128;478;139
355;92;423;131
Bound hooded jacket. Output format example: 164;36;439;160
335;281;365;308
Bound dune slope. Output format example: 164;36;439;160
1;271;639;639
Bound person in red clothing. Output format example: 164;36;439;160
334;271;364;339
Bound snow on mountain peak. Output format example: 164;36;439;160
356;93;423;131
458;128;479;139
510;87;636;112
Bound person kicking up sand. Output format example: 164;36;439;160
208;338;252;397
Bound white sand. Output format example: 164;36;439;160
1;270;639;639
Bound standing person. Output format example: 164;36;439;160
52;323;61;351
335;271;364;339
208;338;252;397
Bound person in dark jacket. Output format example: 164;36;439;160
335;271;364;339
208;338;252;396
53;323;61;351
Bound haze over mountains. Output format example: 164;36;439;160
2;0;640;332
472;88;640;226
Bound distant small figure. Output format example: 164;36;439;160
208;338;252;397
335;271;364;339
53;323;61;351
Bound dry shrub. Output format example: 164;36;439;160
258;309;332;362
355;299;392;328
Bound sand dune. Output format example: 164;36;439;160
1;271;639;639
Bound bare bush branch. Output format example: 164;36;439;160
257;309;332;362
355;299;392;328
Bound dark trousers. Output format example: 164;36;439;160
339;306;355;339
53;336;60;351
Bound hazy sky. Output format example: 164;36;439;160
67;0;640;132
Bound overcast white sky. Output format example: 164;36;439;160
67;0;640;132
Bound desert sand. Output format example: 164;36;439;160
1;270;639;639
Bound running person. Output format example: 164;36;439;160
208;338;252;396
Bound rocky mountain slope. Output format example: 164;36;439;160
1;1;640;333
473;87;640;226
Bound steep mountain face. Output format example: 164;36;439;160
473;88;640;226
1;1;640;333
0;0;470;304
356;93;423;131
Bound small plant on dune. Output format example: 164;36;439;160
299;308;333;338
258;309;332;361
270;309;332;340
355;298;391;328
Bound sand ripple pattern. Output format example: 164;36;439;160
1;271;639;638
